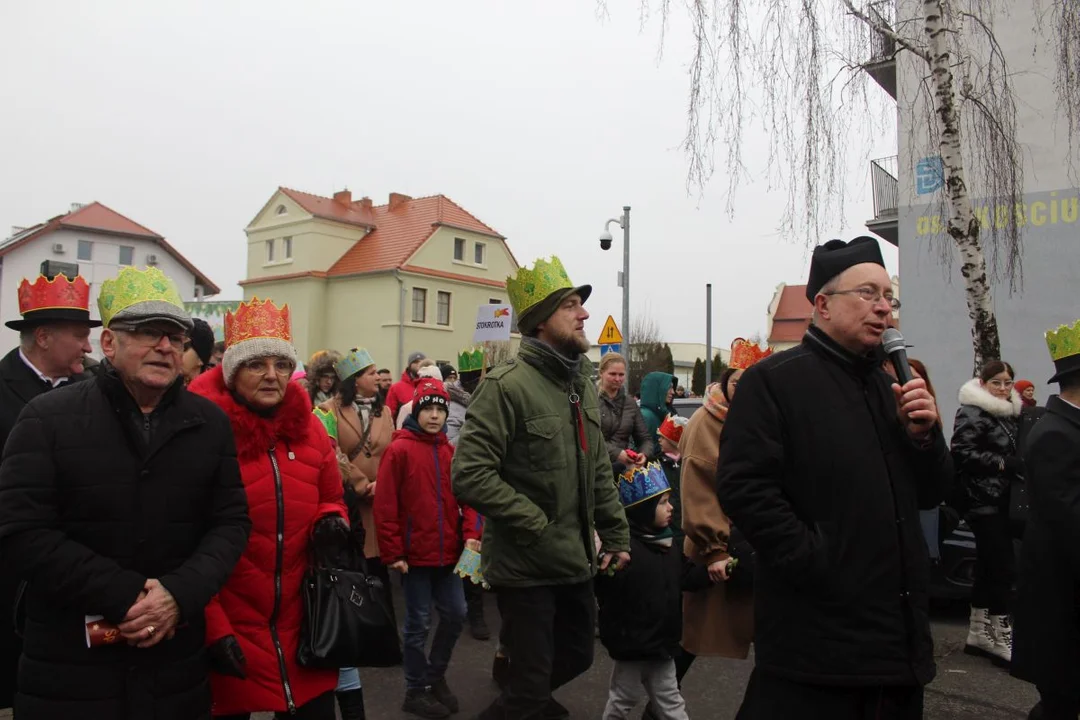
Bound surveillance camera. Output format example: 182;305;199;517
599;231;613;251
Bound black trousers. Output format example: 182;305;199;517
479;581;595;720
215;691;335;720
737;669;924;720
1030;687;1080;720
968;511;1015;614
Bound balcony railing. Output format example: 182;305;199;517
868;1;896;62
871;155;899;219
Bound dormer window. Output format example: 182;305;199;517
275;205;287;215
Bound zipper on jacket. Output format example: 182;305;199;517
267;445;297;714
434;444;445;564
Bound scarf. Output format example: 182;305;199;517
703;382;730;422
355;395;375;428
632;524;674;548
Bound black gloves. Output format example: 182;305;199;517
312;514;350;553
209;635;246;679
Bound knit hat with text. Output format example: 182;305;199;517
412;378;450;417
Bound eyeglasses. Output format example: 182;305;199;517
112;325;187;349
825;287;902;310
987;379;1014;389
240;358;296;377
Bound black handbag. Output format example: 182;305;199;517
297;534;402;669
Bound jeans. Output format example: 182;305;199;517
478;581;596;720
968;511;1015;614
336;666;361;692
215;691;336;720
402;565;467;690
603;659;689;720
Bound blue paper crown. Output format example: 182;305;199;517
618;461;671;508
335;347;375;381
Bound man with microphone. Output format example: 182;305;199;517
717;237;953;719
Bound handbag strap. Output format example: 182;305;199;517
338;406;375;462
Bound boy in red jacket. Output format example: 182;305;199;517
376;378;480;719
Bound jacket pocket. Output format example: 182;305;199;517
524;414;566;471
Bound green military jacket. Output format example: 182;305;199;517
451;337;630;588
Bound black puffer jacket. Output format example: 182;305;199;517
598;387;653;464
0;362;251;720
950;378;1023;512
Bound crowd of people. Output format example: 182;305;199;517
0;238;1077;720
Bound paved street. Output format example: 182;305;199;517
271;594;1039;720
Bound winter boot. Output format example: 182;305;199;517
431;677;460;714
403;687;450;719
336;688;366;720
464;582;491;641
492;651;511;690
988;614;1013;667
964;606;995;658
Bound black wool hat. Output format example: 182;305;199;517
188;318;216;367
805;236;886;303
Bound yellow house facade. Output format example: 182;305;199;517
241;188;520;374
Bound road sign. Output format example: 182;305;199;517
599;343;622;356
598;316;623;345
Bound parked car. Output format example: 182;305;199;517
673;397;703;418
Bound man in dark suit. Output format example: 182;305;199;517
0;272;100;709
1013;319;1080;720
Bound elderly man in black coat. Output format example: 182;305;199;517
0;271;101;710
0;267;251;720
1012;321;1080;720
717;237;953;719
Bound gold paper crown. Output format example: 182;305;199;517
97;266;184;327
506;256;575;317
1046;319;1080;362
224;297;292;348
458;347;485;373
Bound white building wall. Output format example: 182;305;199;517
0;229;200;356
895;0;1080;425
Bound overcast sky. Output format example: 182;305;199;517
1;0;896;348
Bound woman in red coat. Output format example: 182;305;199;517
189;298;347;720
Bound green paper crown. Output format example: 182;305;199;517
506;256;575;317
97;266;184;327
458;347;485;373
1046;319;1080;362
335;347;375;381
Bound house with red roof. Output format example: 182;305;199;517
0;202;219;353
242;188;520;370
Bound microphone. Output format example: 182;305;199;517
881;328;913;386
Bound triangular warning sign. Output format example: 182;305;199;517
597;316;623;345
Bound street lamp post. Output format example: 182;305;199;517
600;206;631;342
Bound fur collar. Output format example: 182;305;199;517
958;377;1022;418
189;365;312;460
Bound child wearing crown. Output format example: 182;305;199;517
596;462;712;720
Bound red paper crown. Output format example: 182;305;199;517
224;297;291;348
729;338;773;370
658;414;689;445
18;274;91;315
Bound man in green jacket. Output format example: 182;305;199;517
452;256;631;720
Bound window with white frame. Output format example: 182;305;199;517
412;288;427;323
77;240;93;261
119;245;134;266
266;239;275;263
474;242;486;265
283;236;293;259
454;237;465;262
437;291;451;326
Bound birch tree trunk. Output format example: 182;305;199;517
923;0;1001;371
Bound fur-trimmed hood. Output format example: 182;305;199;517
189;365;312;460
957;377;1022;418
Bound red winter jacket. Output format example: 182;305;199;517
385;370;420;420
375;418;481;567
189;366;346;717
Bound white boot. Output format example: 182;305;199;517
964;607;995;657
988;614;1013;666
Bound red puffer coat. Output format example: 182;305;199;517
189;366;346;717
375;418;481;567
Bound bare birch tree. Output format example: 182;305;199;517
601;0;1078;371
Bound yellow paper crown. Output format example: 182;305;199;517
97;266;184;327
1046;319;1080;362
224;297;292;348
506;256;575;317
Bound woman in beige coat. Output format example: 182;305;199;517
678;341;770;685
